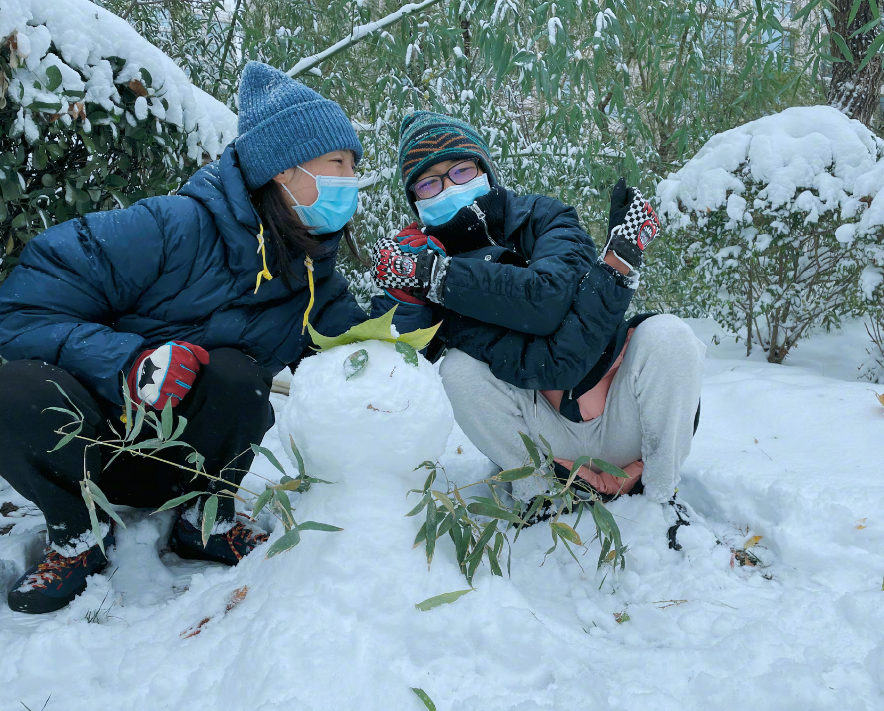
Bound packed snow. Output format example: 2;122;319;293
1;0;236;160
0;319;882;710
657;105;884;242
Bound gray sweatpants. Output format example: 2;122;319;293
439;314;706;503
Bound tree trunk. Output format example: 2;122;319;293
826;1;884;127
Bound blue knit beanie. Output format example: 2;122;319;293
399;111;497;215
236;62;363;190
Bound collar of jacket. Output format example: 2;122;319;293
177;143;342;299
501;189;543;246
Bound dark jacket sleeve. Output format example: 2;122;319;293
440;263;634;390
0;204;167;404
370;293;433;334
441;197;596;337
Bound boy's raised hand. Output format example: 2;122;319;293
603;177;660;273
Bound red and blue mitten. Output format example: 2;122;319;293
127;341;210;409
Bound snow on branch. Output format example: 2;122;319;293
286;0;445;78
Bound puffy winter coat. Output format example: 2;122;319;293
0;144;369;406
376;190;649;419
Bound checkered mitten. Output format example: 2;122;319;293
603;178;660;273
372;234;449;301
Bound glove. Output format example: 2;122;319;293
372;226;449;304
127;341;210;409
392;222;447;257
603;178;660;273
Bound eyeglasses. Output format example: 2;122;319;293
412;161;479;200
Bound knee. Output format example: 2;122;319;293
199;349;272;407
439;349;492;410
634;315;705;370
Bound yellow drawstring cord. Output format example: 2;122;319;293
254;224;274;294
302;255;315;334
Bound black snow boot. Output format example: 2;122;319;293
7;535;113;614
169;516;268;565
667;494;691;551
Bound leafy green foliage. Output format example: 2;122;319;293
0;32;220;284
409;433;628;586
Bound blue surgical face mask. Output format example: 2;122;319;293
282;166;359;236
415;173;491;227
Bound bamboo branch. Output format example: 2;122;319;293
286;0;446;78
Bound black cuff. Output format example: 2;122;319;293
598;259;634;289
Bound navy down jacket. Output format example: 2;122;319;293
377;190;644;394
0;144;371;405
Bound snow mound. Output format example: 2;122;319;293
1;0;236;159
657;105;884;237
280;340;453;477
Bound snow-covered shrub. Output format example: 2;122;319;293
0;0;236;283
654;106;884;363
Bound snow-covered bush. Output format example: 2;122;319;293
0;0;236;283
654;106;884;363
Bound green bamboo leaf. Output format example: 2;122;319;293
414;589;473;612
288;435;306;475
395;340;419;367
467;502;524;525
86;480;126;529
153;490;204;513
486;545;503;576
405;493;431;517
121;384;133;439
272;476;302;492
265;527;301;558
161;399;173;440
436;512;455;540
128;403;146;443
251;443;286;475
848;0;864;27
410;687;437;711
538;433;553;457
425;498;438;566
80;480;106;556
297;521;343;532
201;495;218;547
272;491;296;531
494;465;535;482
550;521;582;546
849;16;881;39
48;423;82;452
252;488;274;518
413;520;427;548
858;30;884;71
42;406;77;418
593;459;630;479
395;321;442;351
307;306;397;351
343;349;369;380
431;490;456;517
568;455;593;478
466;520;498;564
518;431;542;468
832;32;854;63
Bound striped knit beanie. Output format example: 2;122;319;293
398;111;497;215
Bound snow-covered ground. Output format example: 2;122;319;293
0;319;882;711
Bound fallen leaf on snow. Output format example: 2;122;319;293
181;586;249;638
744;535;762;548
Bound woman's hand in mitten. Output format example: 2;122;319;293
127;341;210;409
603;178;660;273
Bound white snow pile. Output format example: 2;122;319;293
657;105;884;301
281;340;453;476
1;321;883;710
0;0;236;160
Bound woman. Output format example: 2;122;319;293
371;111;705;518
0;62;381;614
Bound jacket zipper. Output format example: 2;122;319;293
469;203;499;247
